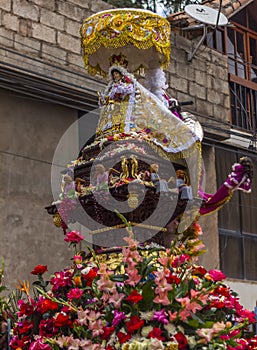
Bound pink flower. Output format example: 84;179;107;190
112;310;126;326
168;310;178;321
172;254;190;268
108;290;125;308
152;309;169;324
50;270;73;291
74;255;82;264
29;338;52;350
67;288;83;300
196;328;214;343
208;269;226;281
64;230;84;244
153;291;170;306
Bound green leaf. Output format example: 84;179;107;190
110;274;127;282
139;281;155;311
187;318;200;328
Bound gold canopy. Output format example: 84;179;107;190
80;8;171;77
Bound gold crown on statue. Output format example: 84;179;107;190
110;54;128;68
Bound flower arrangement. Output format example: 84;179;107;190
9;223;257;350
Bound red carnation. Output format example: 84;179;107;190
31;265;48;275
38;299;59;314
126;315;144;333
148;327;165;341
174;332;188;350
101;326;115;340
167;272;181;284
54;313;73;328
208;269;226;281
64;230;84;244
82;268;98;287
126;290;143;304
191;266;207;277
106;346;115;350
117;331;131;344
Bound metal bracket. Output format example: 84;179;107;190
187;24;208;62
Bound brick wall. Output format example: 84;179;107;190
0;0;112;90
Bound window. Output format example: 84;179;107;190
216;147;257;280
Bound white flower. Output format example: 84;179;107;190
141;325;153;337
139;310;155;320
149;338;165;350
164;323;176;336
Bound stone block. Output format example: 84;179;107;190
176;64;193;80
212;78;229;95
19;18;32;37
177;92;196;108
41;8;65;31
195;69;207;87
213;104;230;122
30;0;56;11
14;33;41;55
68;0;90;8
32;22;56;43
42;43;67;64
189;82;206;100
175;33;192;53
0;27;14;48
13;0;39;21
171;75;188;93
3;12;19;32
216;65;229;81
58;1;83;21
67;52;84;70
197;46;212;62
0;0;11;11
57;32;81;54
65;18;80;38
90;1;114;13
207;88;223;105
224;95;231;110
212;50;227;69
191;58;207;73
196;98;213;117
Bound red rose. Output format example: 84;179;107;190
126;316;144;333
148;327;165;341
117;331;131;344
126;290;143;304
31;265;48;275
174;332;188;350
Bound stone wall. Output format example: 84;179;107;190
166;32;231;141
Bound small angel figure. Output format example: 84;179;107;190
94;164;109;191
150;163;170;194
176;169;193;200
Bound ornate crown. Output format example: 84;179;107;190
109;54;128;68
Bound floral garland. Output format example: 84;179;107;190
9;222;257;350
